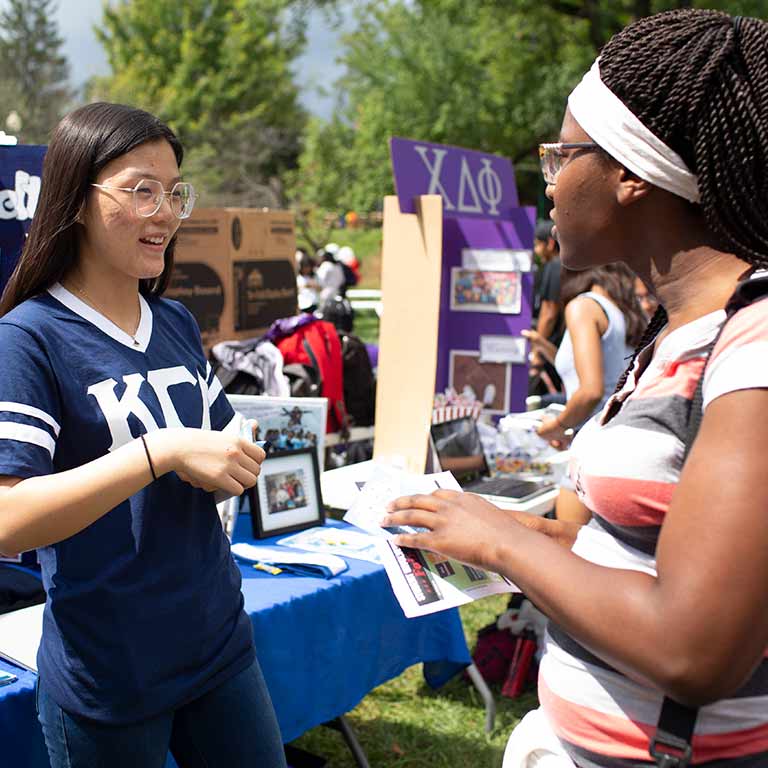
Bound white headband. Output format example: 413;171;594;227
568;59;700;204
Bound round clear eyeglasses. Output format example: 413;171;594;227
91;178;197;219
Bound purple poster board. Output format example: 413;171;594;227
390;137;534;415
390;137;518;220
0;145;46;297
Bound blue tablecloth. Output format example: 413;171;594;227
1;516;470;766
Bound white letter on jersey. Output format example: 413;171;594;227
147;366;198;428
87;374;160;451
197;371;211;431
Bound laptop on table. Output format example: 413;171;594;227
429;417;555;506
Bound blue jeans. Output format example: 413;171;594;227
37;658;287;768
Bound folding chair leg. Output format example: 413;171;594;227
323;716;371;768
466;662;496;734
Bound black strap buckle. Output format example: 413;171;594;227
649;734;693;768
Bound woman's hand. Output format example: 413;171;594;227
381;490;581;572
522;329;557;364
537;416;572;449
147;428;266;496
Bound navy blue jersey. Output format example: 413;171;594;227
0;284;254;724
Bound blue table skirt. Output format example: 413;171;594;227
1;517;470;766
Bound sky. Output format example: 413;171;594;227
48;0;349;120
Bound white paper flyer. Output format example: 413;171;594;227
344;466;518;617
277;526;382;564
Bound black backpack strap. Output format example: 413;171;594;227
650;698;696;767
302;339;324;391
652;273;768;765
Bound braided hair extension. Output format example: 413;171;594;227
603;304;668;422
594;10;768;410
599;9;768;268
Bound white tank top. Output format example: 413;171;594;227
554;291;633;428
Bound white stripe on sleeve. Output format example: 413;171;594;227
0;422;56;458
221;412;242;435
207;375;223;405
0;401;60;436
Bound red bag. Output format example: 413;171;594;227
501;629;538;698
468;622;519;684
276;320;347;433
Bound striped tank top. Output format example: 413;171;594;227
541;300;768;766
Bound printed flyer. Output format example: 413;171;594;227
344;466;518;617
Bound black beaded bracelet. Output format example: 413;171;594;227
140;433;158;482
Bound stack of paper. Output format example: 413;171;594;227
277;527;381;564
0;603;44;672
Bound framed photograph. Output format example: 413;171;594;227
449;268;522;314
227;395;327;470
249;448;325;539
448;350;511;415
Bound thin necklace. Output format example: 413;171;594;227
70;281;142;347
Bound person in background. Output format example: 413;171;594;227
524;263;645;521
337;245;361;286
0;103;285;768
323;242;340;258
533;219;564;343
316;247;346;304
529;219;565;400
384;10;768;766
296;252;319;312
634;275;659;320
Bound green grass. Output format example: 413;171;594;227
353;309;380;346
289;594;538;767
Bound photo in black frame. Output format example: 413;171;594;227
248;448;325;539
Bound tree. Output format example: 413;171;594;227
0;0;72;144
289;0;768;212
289;0;592;212
90;0;308;206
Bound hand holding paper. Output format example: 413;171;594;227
343;467;461;538
344;466;517;617
383;489;524;571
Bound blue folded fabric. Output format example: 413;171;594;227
231;543;348;579
273;563;338;579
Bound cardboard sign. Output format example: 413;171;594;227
232;259;297;331
169;208;298;351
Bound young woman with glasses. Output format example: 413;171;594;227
384;10;768;767
0;103;286;768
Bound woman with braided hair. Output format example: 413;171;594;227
383;9;768;767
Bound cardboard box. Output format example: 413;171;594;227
168;208;298;352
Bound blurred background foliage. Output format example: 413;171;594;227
3;0;768;251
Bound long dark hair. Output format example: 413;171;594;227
560;263;646;347
598;10;768;404
0;102;183;316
